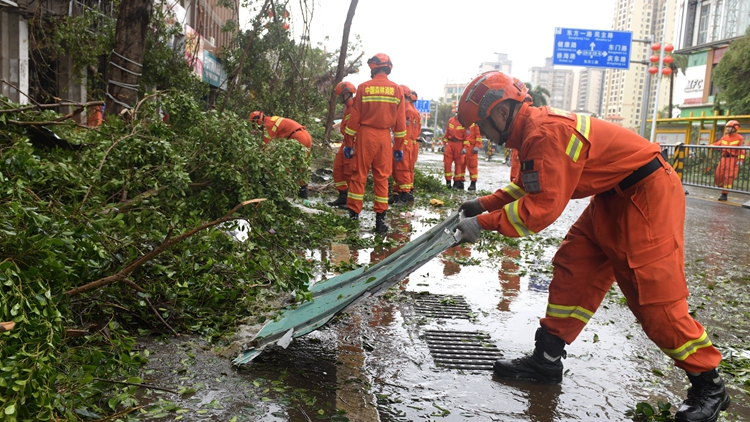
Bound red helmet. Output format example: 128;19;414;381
458;71;529;126
400;85;412;98
409;90;418;102
367;53;393;70
334;81;356;97
249;111;265;123
727;120;740;129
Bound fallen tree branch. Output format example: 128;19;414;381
0;100;105;114
144;296;178;336
65;199;267;296
7;119;90;128
92;377;178;394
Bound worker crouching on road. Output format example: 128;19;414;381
713;120;744;202
443;115;470;190
329;81;357;208
343;53;407;234
454;71;729;422
250;111;313;198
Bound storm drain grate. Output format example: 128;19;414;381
413;294;472;319
423;330;503;371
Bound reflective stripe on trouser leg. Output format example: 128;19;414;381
541;205;615;344
466;149;479;181
332;147;348;191
393;145;412;193
346;126;392;214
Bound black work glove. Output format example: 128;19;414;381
458;198;484;218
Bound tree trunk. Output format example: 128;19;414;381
323;0;358;145
105;0;154;116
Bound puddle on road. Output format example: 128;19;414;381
136;153;750;421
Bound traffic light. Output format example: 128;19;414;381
451;100;457;114
649;43;674;76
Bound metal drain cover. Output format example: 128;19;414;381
413;294;472;319
424;330;503;370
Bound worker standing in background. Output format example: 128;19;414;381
390;85;416;206
249;111;313;198
713;120;744;201
344;53;407;234
454;70;729;422
406;89;421;202
328;81;357;208
443;115;469;190
463;122;483;191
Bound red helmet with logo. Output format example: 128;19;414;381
727;120;740;129
367;53;393;71
334;81;356;97
249;111;265;124
457;71;529;126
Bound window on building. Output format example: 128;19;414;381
697;3;711;44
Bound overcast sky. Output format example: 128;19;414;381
241;0;618;101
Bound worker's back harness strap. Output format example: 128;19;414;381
603;156;662;196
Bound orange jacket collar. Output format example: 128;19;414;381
505;102;532;150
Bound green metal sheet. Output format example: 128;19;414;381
233;212;460;365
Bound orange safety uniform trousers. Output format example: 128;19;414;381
443;141;466;182
542;163;722;373
347;125;392;214
392;140;413;193
409;138;419;190
332;145;353;192
465;149;479;181
714;156;740;194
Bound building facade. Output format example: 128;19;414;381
572;68;606;115
528;57;575;110
601;0;677;131
673;0;750;117
477;52;513;74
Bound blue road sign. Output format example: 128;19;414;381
552;27;632;70
415;99;431;113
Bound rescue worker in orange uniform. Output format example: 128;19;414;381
462;122;483;191
443;115;472;189
329;81;357;208
407;90;421;196
250;111;313;198
344;53;407;233
390;85;416;206
713;120;745;201
453;71;729;422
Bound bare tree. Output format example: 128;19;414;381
323;0;358;144
105;0;154;116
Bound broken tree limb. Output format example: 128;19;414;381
64;199;267;296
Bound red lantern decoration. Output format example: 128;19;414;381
649;67;659;75
650;55;660;63
282;23;290;30
664;44;674;53
662;67;673;76
663;55;674;65
651;43;661;51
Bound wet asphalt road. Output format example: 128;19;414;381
139;149;750;421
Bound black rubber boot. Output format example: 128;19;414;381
718;193;728;201
453;181;465;190
298;185;308;199
404;191;414;203
375;212;388;234
394;191;409;207
468;181;477;191
493;327;566;384
388;192;400;205
328;190;348;208
446;180;452;188
348;209;359;220
675;369;730;422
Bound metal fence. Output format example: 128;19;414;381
661;143;750;194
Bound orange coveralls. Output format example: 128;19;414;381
463;124;483;182
344;74;407;214
444;116;470;183
392;101;420;194
261;116;313;150
407;102;421;191
332;102;355;193
713;132;745;195
475;104;721;374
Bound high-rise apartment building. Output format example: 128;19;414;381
477;53;513;74
528;57;575;110
601;0;677;131
572;68;606;115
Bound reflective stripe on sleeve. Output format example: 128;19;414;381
502;182;526;200
546;303;594;324
503;201;534;236
576;114;591;139
660;331;713;361
566;134;583;162
394;130;407;138
345;127;357;136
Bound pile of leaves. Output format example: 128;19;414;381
0;92;352;420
